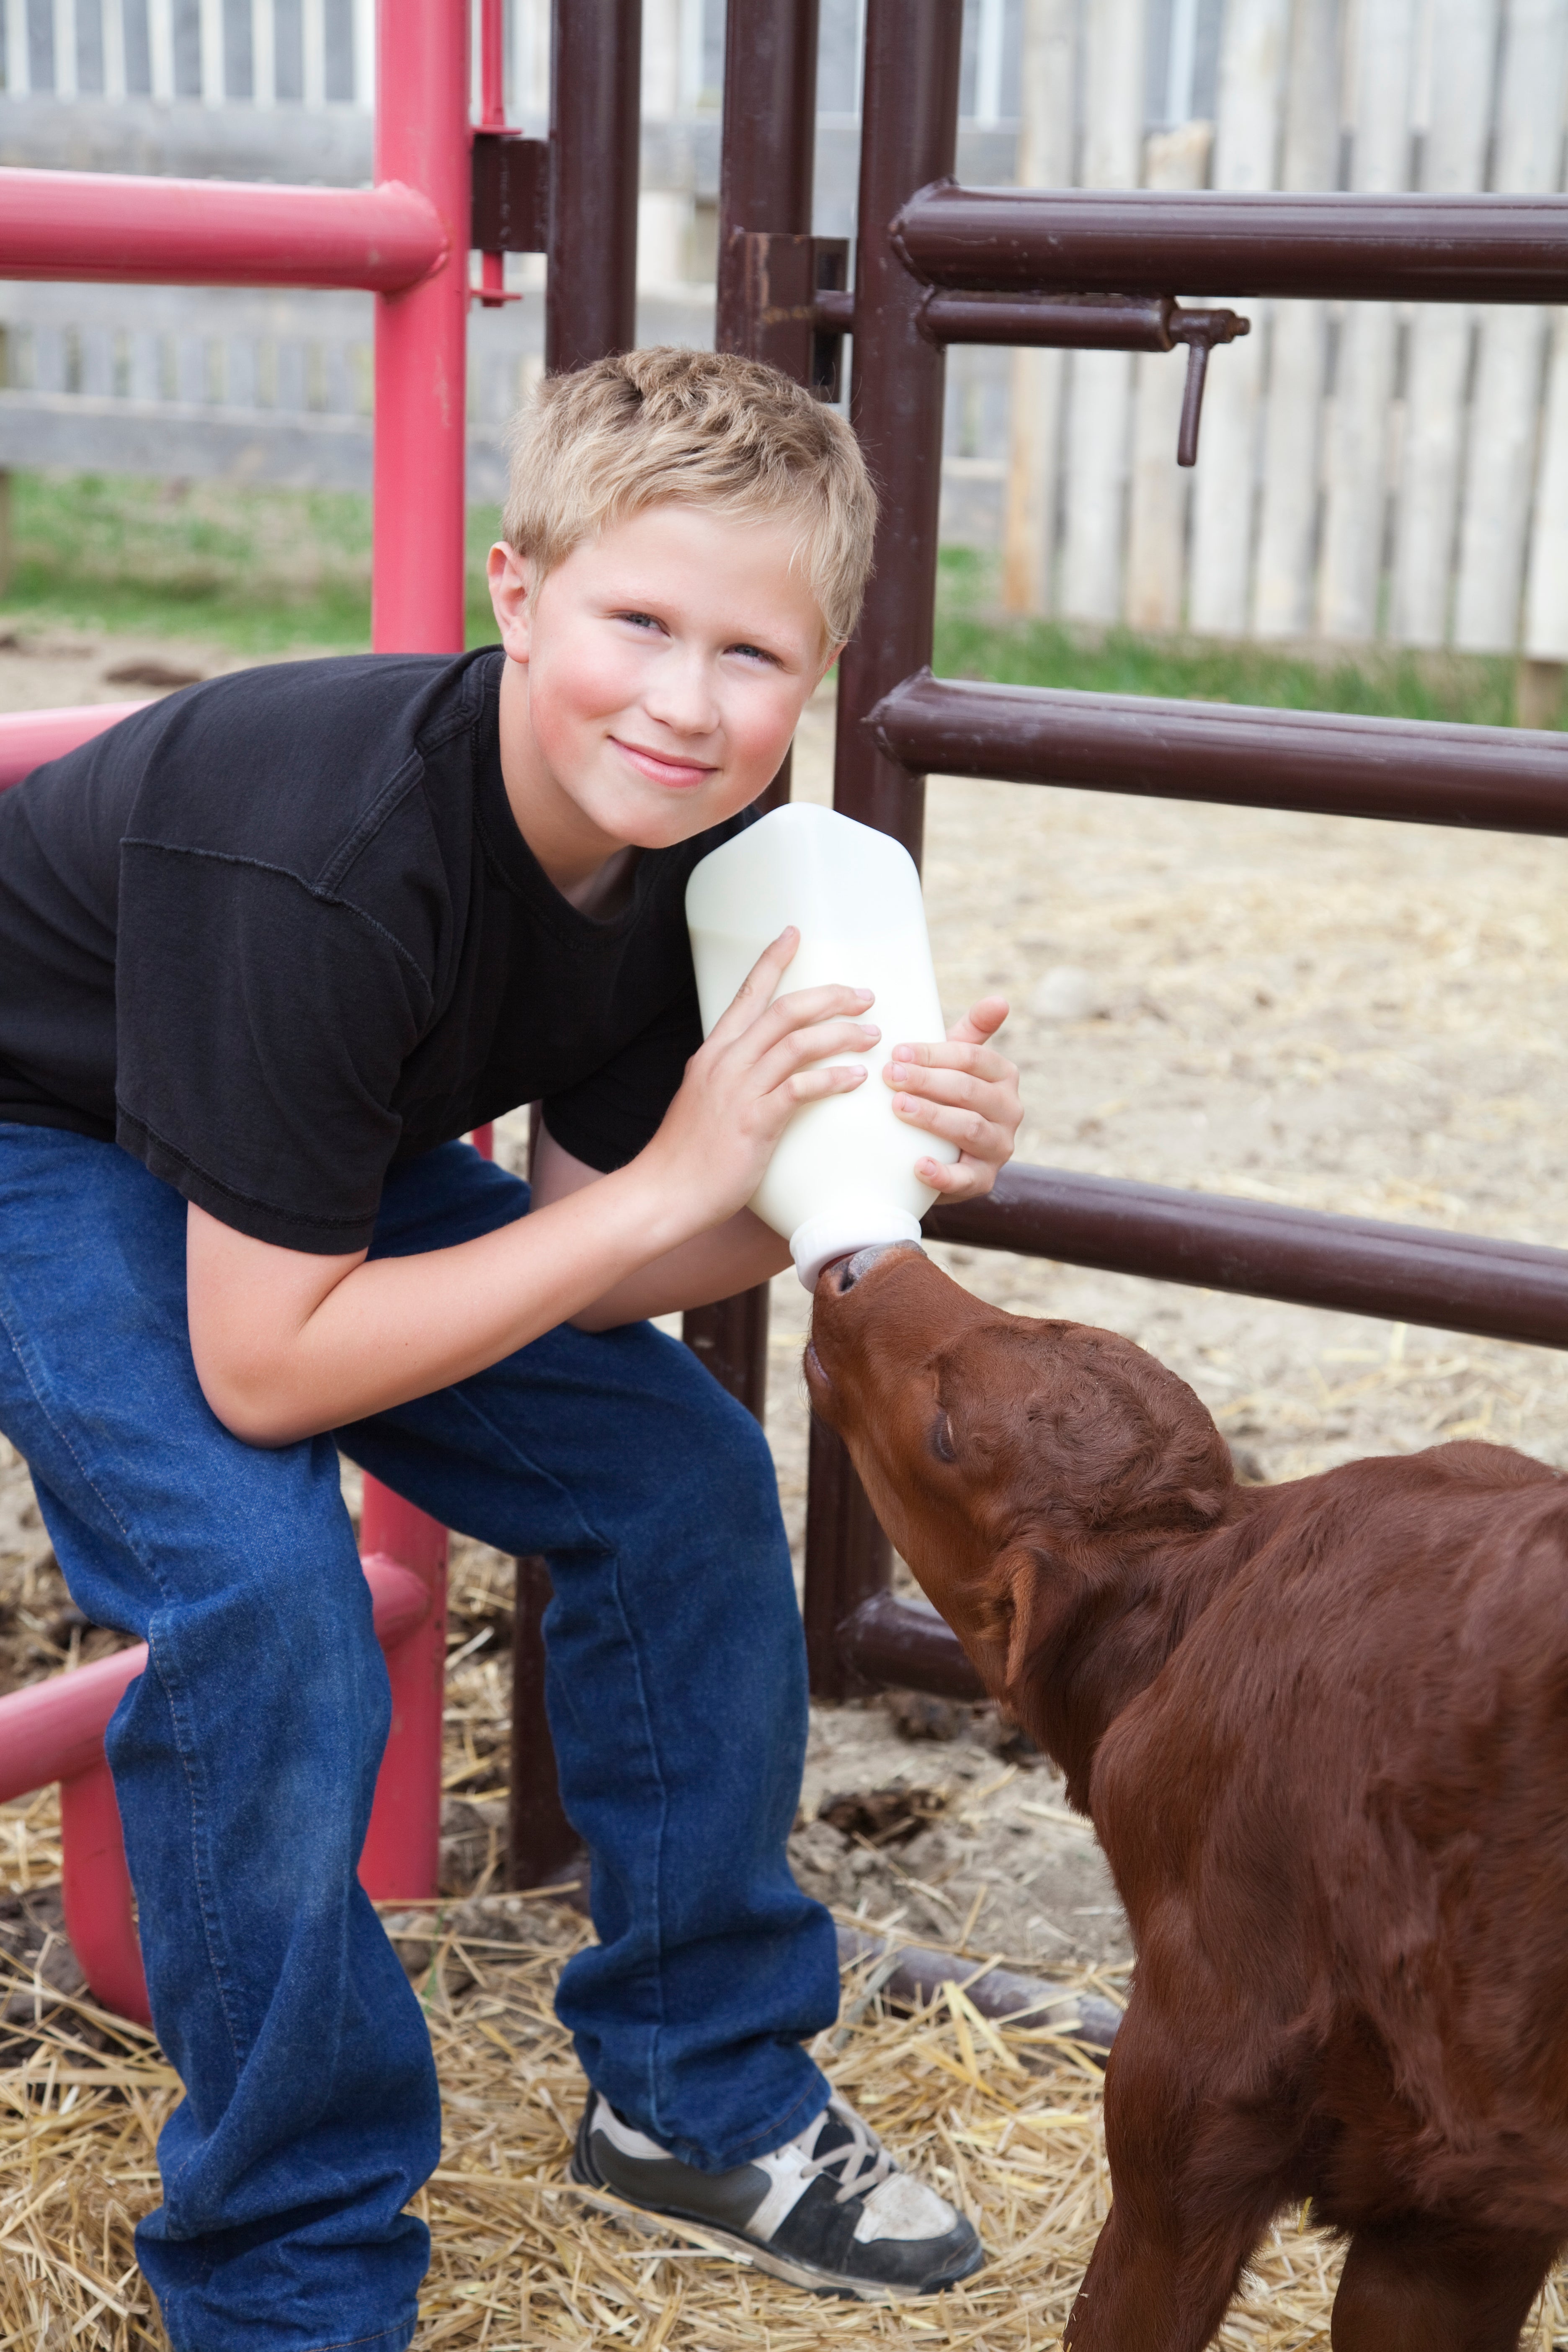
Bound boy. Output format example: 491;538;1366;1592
0;349;1022;2349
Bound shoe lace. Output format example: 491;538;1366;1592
791;2097;896;2206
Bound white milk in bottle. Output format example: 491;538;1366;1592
685;802;957;1287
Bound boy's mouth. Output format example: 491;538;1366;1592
611;736;720;791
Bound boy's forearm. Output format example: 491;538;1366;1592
528;1127;789;1328
189;1166;696;1447
568;1209;790;1330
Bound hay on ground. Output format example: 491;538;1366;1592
5;1802;1568;2350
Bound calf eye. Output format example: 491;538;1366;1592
931;1411;957;1464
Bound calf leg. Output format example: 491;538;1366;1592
1064;1999;1284;2352
1331;2218;1558;2352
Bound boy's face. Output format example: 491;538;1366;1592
488;501;837;873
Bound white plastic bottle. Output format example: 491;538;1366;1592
685;802;957;1287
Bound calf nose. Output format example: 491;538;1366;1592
830;1240;927;1292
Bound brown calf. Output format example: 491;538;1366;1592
806;1242;1568;2352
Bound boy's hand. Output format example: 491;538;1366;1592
640;927;877;1228
885;996;1021;1204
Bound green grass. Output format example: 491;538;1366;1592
932;547;1530;728
0;471;502;653
0;475;1540;729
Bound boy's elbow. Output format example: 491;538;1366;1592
193;1352;320;1449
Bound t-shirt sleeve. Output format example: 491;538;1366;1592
114;843;433;1251
541;981;703;1173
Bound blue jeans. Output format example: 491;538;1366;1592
0;1126;837;2352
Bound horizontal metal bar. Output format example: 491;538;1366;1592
835;1925;1122;2048
0;1556;429;1804
893;186;1568;304
843;1591;986;1700
0;166;446;289
0;701;145;788
923;289;1175;346
872;672;1568;836
925;1166;1568;1352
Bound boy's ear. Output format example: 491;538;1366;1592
487;542;534;663
816;641;845;690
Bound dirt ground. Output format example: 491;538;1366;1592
2;628;1565;1990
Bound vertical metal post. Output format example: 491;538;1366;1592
681;0;823;1421
509;0;642;1893
357;1483;450;1898
507;1555;581;1892
715;0;821;355
60;1760;150;2027
832;0;962;858
545;0;641;372
476;0;508;307
358;0;469;1896
371;0;470;655
804;0;963;1697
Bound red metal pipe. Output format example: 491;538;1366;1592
371;0;472;654
0;1556;431;1808
32;1555;434;2032
356;1490;450;1903
60;1760;150;2026
0;165;444;290
0;701;150;789
892;187;1568;305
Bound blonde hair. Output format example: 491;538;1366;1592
502;347;877;646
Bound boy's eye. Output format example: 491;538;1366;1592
728;642;778;665
616;610;663;632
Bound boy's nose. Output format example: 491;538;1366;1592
644;655;720;737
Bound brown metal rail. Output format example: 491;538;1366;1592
893;187;1568;304
506;0;642;1893
873;674;1568;836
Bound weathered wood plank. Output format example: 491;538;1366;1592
1253;0;1339;640
1318;0;1418;641
1454;0;1568;652
1187;0;1290;637
1389;0;1498;647
1001;0;1074;616
1060;0;1142;627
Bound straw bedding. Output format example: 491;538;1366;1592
6;1786;1568;2347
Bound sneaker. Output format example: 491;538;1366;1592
570;2087;985;2299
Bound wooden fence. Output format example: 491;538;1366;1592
1001;0;1568;669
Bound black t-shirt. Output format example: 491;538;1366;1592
0;647;748;1252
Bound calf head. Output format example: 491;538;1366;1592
806;1245;1238;1775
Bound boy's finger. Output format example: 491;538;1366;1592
769;980;877;1030
781;1063;870;1108
944;995;1010;1047
888;1038;1014;1082
891;1092;1011;1163
883;1061;996;1115
706;928;805;1043
756;1014;880;1091
914;1154;994;1200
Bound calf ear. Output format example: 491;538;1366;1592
998;1545;1071;1697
